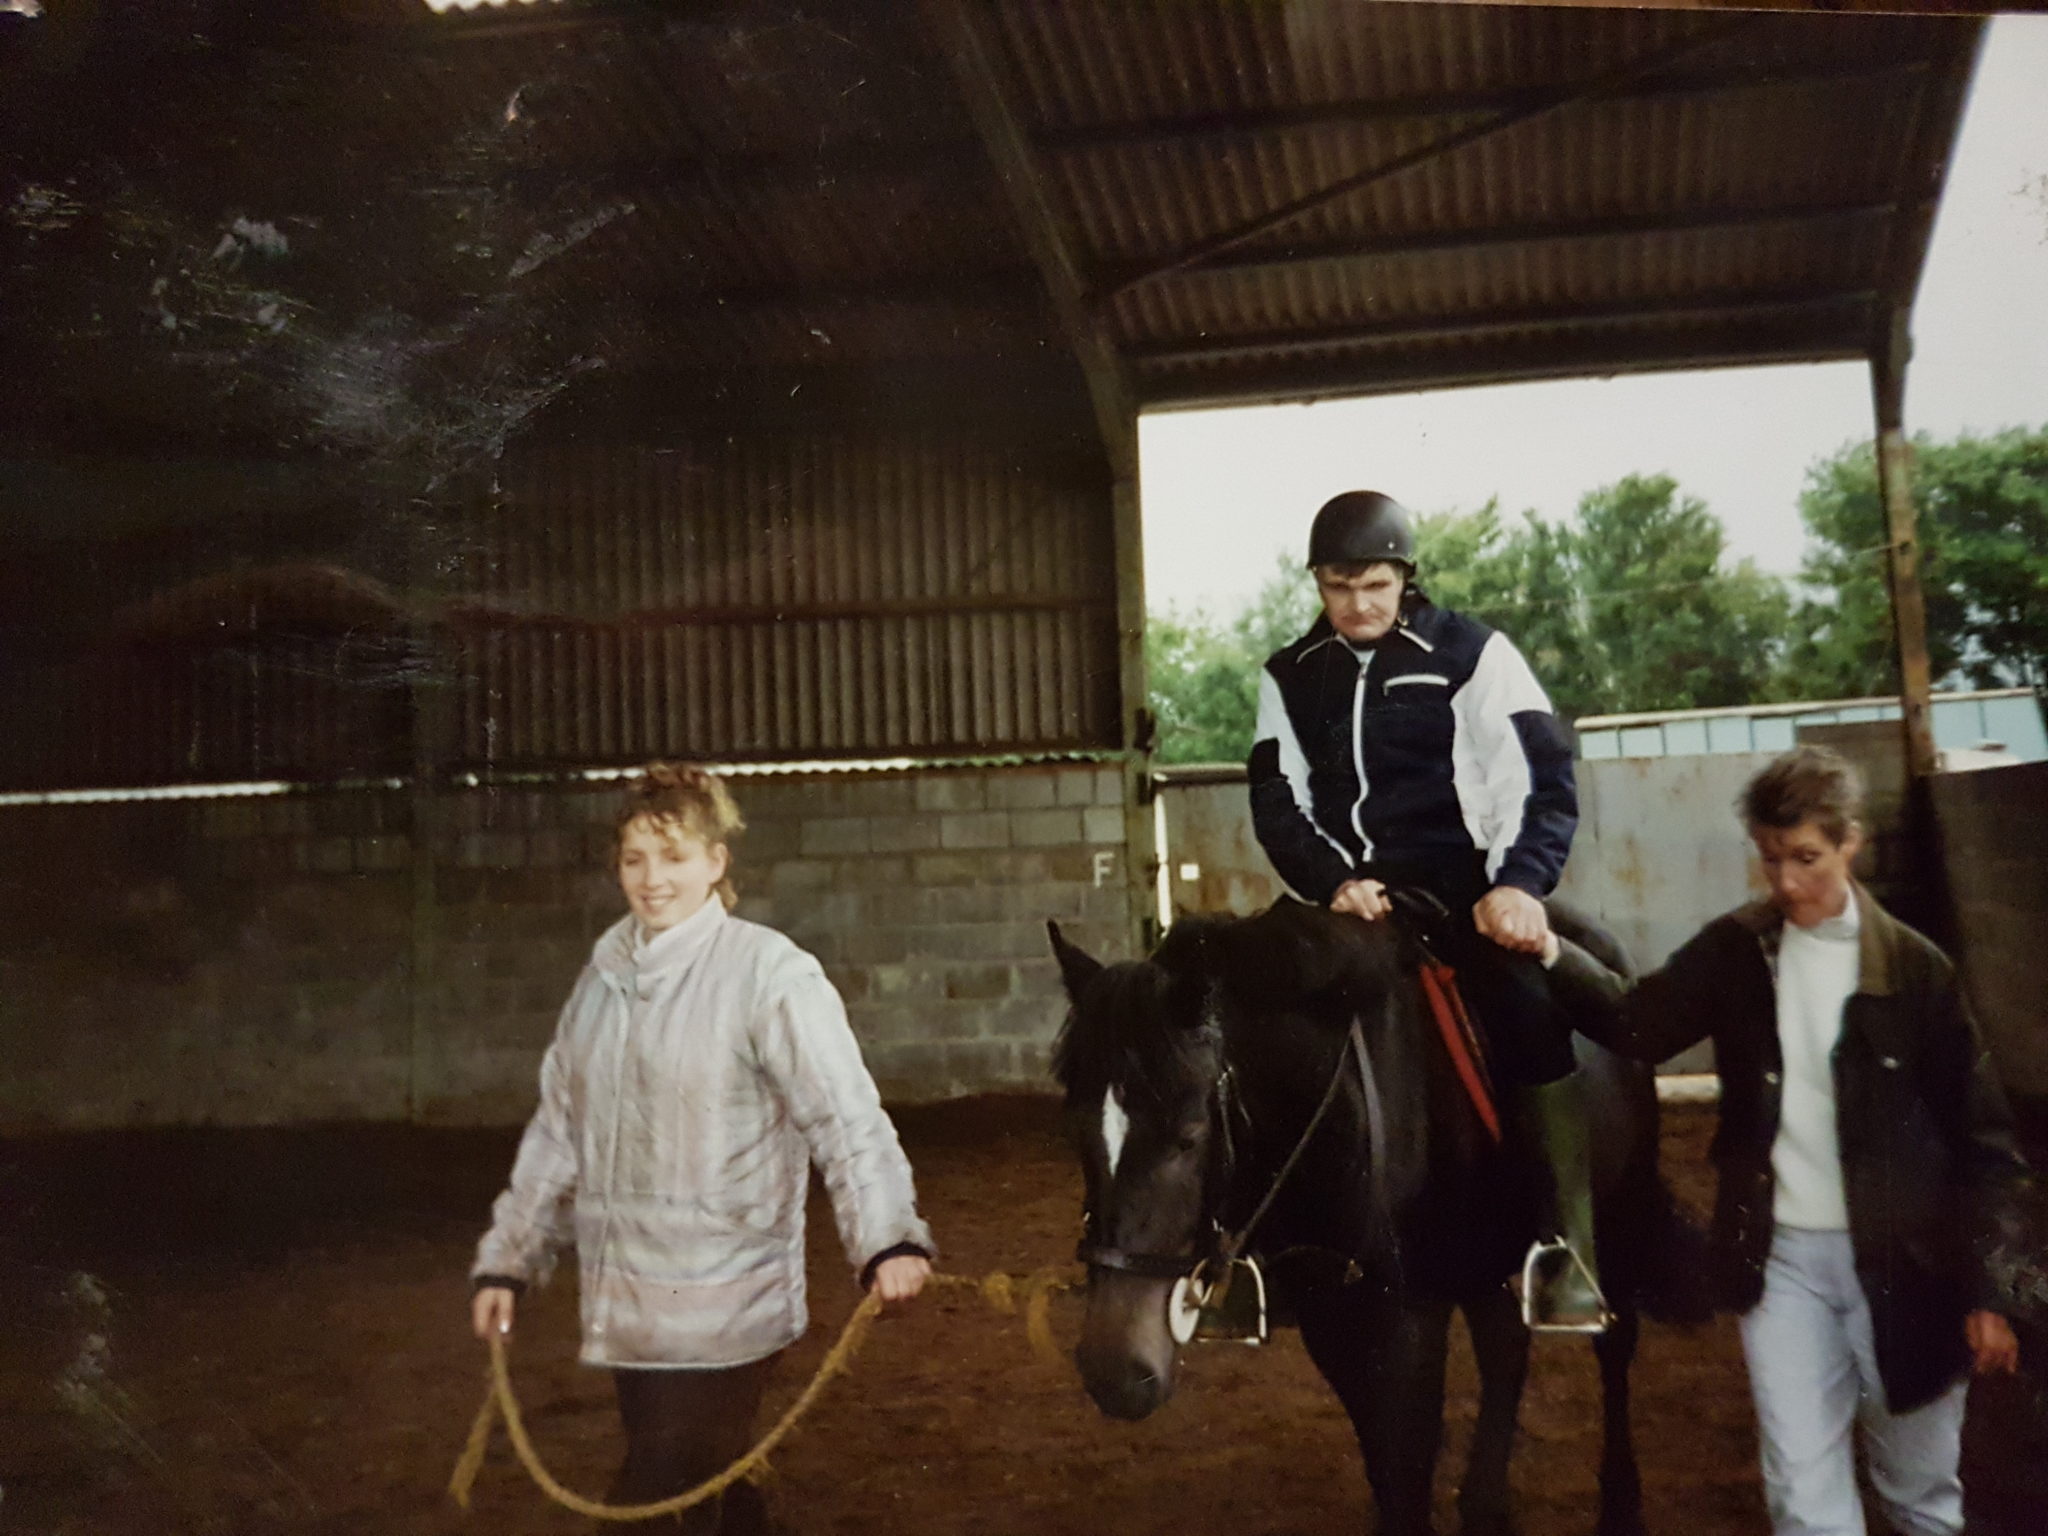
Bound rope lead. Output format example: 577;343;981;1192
448;1268;1074;1520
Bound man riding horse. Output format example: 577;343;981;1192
1247;489;1606;1332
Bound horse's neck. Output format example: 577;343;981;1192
1220;987;1441;1230
1299;979;1488;1208
1397;973;1493;1175
1362;985;1447;1205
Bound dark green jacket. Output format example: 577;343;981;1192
1552;885;2029;1414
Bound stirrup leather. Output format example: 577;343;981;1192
1518;1238;1613;1334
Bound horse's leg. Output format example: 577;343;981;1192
1591;1302;1646;1536
1298;1283;1452;1536
1456;1284;1529;1536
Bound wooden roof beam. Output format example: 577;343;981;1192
1863;21;1985;779
1131;287;1878;367
1869;19;1983;348
1096;13;1769;306
482;58;1926;210
1093;198;1898;292
1041;57;1930;158
919;0;1134;469
1140;323;1871;412
602;199;1893;316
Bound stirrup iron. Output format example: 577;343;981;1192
1518;1238;1612;1334
1169;1257;1269;1346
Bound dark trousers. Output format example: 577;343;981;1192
608;1355;777;1534
1369;855;1576;1087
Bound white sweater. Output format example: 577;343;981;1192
1769;897;1860;1231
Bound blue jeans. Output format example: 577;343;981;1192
1739;1226;1967;1536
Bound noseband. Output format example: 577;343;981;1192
1076;1014;1380;1287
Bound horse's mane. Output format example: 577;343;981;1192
1051;914;1238;1106
1050;904;1428;1114
1222;899;1411;1021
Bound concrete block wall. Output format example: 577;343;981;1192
732;764;1130;1103
416;782;626;1124
0;763;1133;1132
0;789;416;1132
1932;760;2048;1098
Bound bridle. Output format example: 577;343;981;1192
1072;888;1448;1299
1075;1012;1383;1289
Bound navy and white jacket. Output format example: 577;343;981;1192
1247;602;1577;906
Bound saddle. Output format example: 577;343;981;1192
1388;888;1503;1146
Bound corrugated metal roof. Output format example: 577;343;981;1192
0;0;1988;787
983;1;1977;407
0;1;1983;443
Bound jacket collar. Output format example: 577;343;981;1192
1729;882;1897;997
1291;601;1439;662
593;894;728;986
1295;613;1346;660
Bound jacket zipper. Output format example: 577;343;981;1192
1350;650;1374;860
592;970;636;1347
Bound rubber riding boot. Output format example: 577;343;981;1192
1517;1073;1612;1334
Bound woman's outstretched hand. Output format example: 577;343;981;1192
869;1255;932;1305
472;1285;518;1341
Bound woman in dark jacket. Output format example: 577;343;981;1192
1547;746;2028;1536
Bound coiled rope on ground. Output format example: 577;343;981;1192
447;1267;1076;1521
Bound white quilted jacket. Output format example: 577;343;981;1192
473;896;932;1367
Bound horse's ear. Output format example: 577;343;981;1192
1047;920;1104;1000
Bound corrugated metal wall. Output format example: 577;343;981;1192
1;431;1120;790
440;435;1118;768
0;480;419;790
2;642;412;789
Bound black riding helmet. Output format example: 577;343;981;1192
1306;490;1415;570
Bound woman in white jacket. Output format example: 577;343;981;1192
469;763;933;1533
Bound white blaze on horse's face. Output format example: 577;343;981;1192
1101;1086;1130;1179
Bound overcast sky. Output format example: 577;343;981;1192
1140;15;2048;616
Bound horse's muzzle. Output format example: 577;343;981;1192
1075;1271;1181;1420
1078;1348;1173;1421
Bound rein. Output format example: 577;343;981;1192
1076;891;1447;1292
1077;1013;1378;1286
1215;1015;1374;1269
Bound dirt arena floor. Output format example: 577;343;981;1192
4;1099;2045;1536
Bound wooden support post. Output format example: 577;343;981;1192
1113;468;1158;954
924;0;1155;953
406;511;456;1123
1871;309;1938;779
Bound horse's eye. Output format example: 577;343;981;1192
1175;1126;1205;1153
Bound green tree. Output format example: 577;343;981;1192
1146;554;1317;765
1146;475;1798;762
1792;427;2048;695
1570;475;1794;718
1413;501;1597;715
1415;477;1791;720
1789;444;1961;697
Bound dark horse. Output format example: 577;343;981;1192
1049;897;1706;1536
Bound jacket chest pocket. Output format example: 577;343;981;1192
1836;1001;1930;1152
1842;1000;1918;1078
1365;678;1454;758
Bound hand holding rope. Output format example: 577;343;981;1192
447;1267;1074;1521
